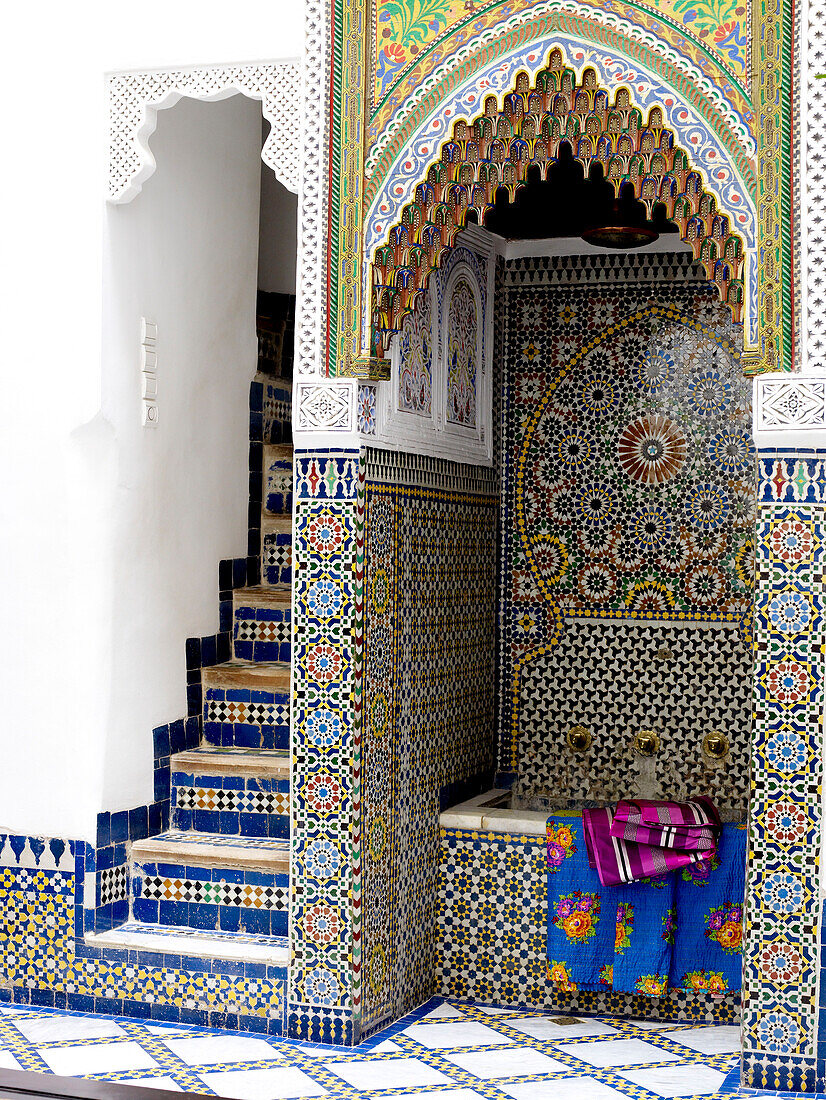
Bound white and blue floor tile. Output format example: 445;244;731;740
0;997;794;1099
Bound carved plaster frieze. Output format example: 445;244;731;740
294;381;358;434
107;62;302;202
755;375;826;441
107;53;328;383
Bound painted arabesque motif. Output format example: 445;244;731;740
445;277;478;427
372;0;748;109
370;47;746;361
398;287;433;415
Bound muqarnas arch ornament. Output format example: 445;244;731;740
370;47;746;363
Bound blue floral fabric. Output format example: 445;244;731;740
546;816;745;996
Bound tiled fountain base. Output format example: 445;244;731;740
0;997;761;1099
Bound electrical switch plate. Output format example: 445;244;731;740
141;318;158;345
142;401;159;427
141;374;158;399
140;346;157;371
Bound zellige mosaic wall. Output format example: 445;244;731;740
362;450;498;1035
495;253;754;820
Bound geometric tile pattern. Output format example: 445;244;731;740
496;254;753;795
203;691;290;750
97;865;128;907
132;860;289;936
138;877;289;910
235;616;291;642
363;449;497;1036
174;785;290;816
262;534;293;585
740;454;826;1093
437;827;740;1025
262;382;292;445
0;840;287;1032
234;609;292;663
514;619;751;818
205;698;290;726
171;770;290;840
288;451;363;1044
265;456;294;515
0;998;744;1097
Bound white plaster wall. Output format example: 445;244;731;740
0;3;304;843
100;93;262;814
258;141;299;294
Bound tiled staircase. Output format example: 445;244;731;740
90;442;294;966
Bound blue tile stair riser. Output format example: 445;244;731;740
202;688;290;750
233;607;291;663
262;382;292;445
265;458;294;515
171;773;290;839
262;533;293;586
131;862;289;936
265;489;294;515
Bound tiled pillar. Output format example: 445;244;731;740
288;448;364;1043
742;450;825;1091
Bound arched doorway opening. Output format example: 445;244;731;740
361;48;754;1040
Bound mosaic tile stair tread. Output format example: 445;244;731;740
130;831;290;873
201;661;290;692
233;585;292;609
86;921;290;963
265;443;294;461
172;748;289;779
261;513;293;537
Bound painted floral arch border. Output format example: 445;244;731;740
369;46;748;365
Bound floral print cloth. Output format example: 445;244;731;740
547;815;745;996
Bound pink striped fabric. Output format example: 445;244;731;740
582;801;719;887
610;797;721;852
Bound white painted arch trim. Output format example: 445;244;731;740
107;60;303;203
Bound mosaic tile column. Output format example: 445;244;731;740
288;449;364;1044
742;451;825;1092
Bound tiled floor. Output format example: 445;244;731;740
0;997;758;1099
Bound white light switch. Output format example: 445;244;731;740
140;318;158;428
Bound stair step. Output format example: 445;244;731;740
261;516;292;586
234;585;291;609
130;830;289;873
86;922;289;965
264;444;294;461
261;514;292;535
172;747;289;779
172;750;290;838
263;445;293;515
233;588;291;663
202;661;290;692
203;662;290;749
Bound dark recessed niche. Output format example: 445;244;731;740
477;144;677;243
